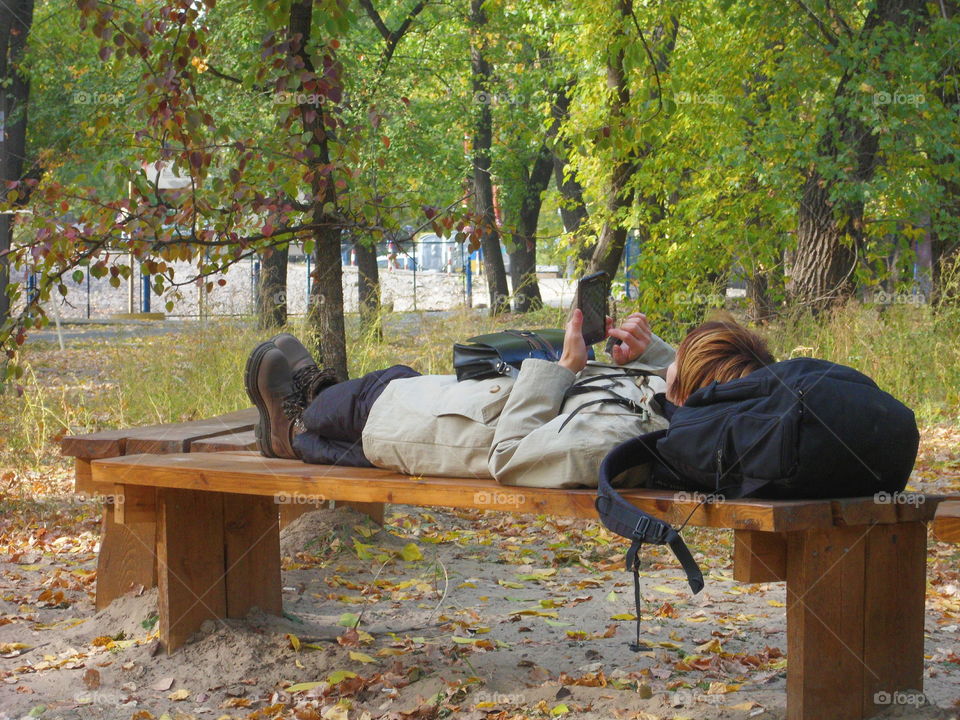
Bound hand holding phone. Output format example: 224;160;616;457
576;271;610;346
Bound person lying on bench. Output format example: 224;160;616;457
244;312;773;488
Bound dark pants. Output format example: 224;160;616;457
293;364;420;466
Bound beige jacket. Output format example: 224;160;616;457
361;333;676;488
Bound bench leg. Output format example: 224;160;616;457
339;501;385;526
785;522;926;720
224;493;281;618
157;489;227;652
95;499;157;610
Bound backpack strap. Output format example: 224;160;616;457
595;432;705;650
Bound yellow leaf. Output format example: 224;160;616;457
0;643;30;653
399;543;422;561
550;703;570;716
457;581;477;589
327;670;358;684
767;599;785;607
696;638;724;654
349;651;376;664
706;681;740;694
731;701;760;710
652;585;679;595
168;689;190;701
508;609;559;618
610;613;637;621
287;633;301;651
498;580;524;589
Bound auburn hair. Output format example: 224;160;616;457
672;320;774;405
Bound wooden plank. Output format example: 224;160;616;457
157;489;227;652
75;458;97;496
733;530;787;583
90;452;857;532
861;522;927;716
279;502;327;530
830;495;944;526
785;526;867;720
61;408;257;459
126;408;258;455
338;501;385;526
95;499;157;610
115;485;157;525
933;500;960;544
190;430;257;454
223;494;282;618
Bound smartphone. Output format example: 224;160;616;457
577;271;610;346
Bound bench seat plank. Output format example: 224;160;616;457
90;452;942;532
933;500;960;544
61;408;258;459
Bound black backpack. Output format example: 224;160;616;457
594;357;920;650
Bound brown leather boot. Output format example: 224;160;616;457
270;332;340;413
244;340;299;459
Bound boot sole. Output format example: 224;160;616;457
244;341;277;458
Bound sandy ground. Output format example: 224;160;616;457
1;503;958;720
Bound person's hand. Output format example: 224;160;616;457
605;312;653;365
558;309;588;373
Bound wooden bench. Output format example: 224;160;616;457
61;410;944;720
933;500;960;544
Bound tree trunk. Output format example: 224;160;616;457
355;239;382;340
289;0;348;379
789;0;925;309
256;246;288;329
508;142;553;313
548;83;591;267
0;0;34;327
588;4;678;280
470;0;509;314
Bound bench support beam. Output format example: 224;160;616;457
157;489;281;651
785;521;926;720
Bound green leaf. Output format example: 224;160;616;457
399;543;422;562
